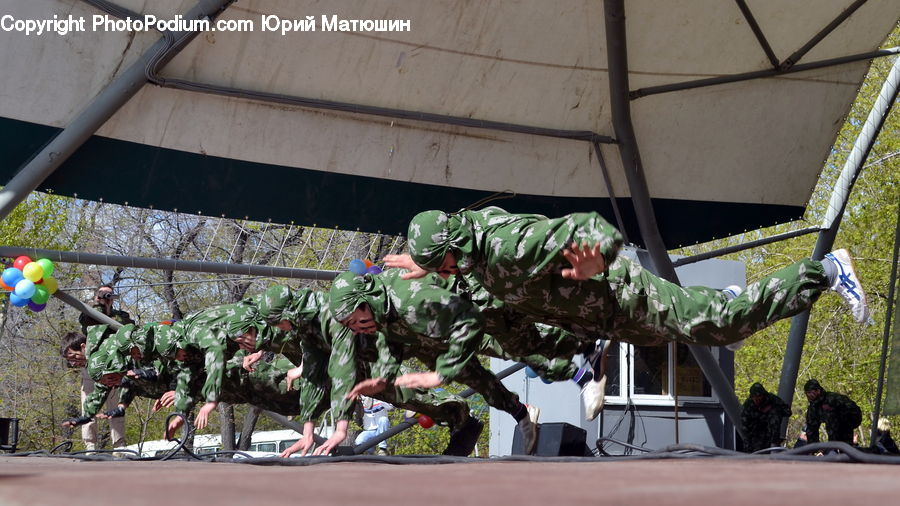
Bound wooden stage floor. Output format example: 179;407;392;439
1;454;899;505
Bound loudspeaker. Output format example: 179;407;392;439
512;422;589;456
0;418;19;453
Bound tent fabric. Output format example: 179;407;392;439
0;0;896;246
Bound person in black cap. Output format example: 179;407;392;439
803;379;861;445
740;382;791;452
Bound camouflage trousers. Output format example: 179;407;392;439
480;305;580;381
602;258;829;347
412;346;521;415
743;416;787;452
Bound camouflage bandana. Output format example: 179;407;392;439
152;322;185;359
804;379;823;392
328;271;387;323
749;382;767;396
258;285;294;324
407;210;475;272
226;305;266;342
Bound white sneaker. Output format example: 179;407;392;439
825;249;869;323
582;374;608;421
722;285;746;351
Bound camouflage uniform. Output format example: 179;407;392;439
171;301;263;412
83;325;172;416
407;207;830;347
256;286;358;424
804;379;862;444
330;269;529;415
257;286;471;428
455;274;583;381
740;382;791;452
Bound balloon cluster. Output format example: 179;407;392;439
348;258;383;276
2;256;58;312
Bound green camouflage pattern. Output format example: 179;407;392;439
408;206;829;347
805;382;862;444
740;382;791;452
330;269;523;413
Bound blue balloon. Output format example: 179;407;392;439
14;279;35;299
366;265;383;275
348;259;367;275
2;267;23;287
541;377;554;384
524;366;538;378
9;293;28;307
27;301;46;312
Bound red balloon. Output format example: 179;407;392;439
13;256;31;270
418;415;435;429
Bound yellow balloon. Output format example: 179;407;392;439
22;262;43;282
43;276;59;294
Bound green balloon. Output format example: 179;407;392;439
31;285;50;304
36;258;54;277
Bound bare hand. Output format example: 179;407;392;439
561;242;605;280
383;254;429;280
165;417;184;440
194;401;218;430
243;351;264;372
313;429;347;456
285;366;303;391
280;433;313;458
95;413;109;420
394;372;443;389
346;377;388;399
153;391;176;412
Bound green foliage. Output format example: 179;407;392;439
679;25;900;445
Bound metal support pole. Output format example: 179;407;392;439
0;246;338;281
261;411;327;445
53;289;123;330
0;0;234;222
352;363;526;455
603;0;746;442
871;203;900;443
777;55;900;432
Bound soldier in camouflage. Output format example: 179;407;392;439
397;207;869;348
256;285;483;457
804;379;862;445
328;268;541;454
168;300;265;432
740;382;791;452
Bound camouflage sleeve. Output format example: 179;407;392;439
173;363;198;413
402;284;485;383
325;323;357;422
199;340;228;404
775;397;792;418
296;375;328;423
371;332;403;382
83;383;111;417
118;385;135;407
740;400;753;433
806;407;822;444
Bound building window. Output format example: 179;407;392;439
606;342;715;402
